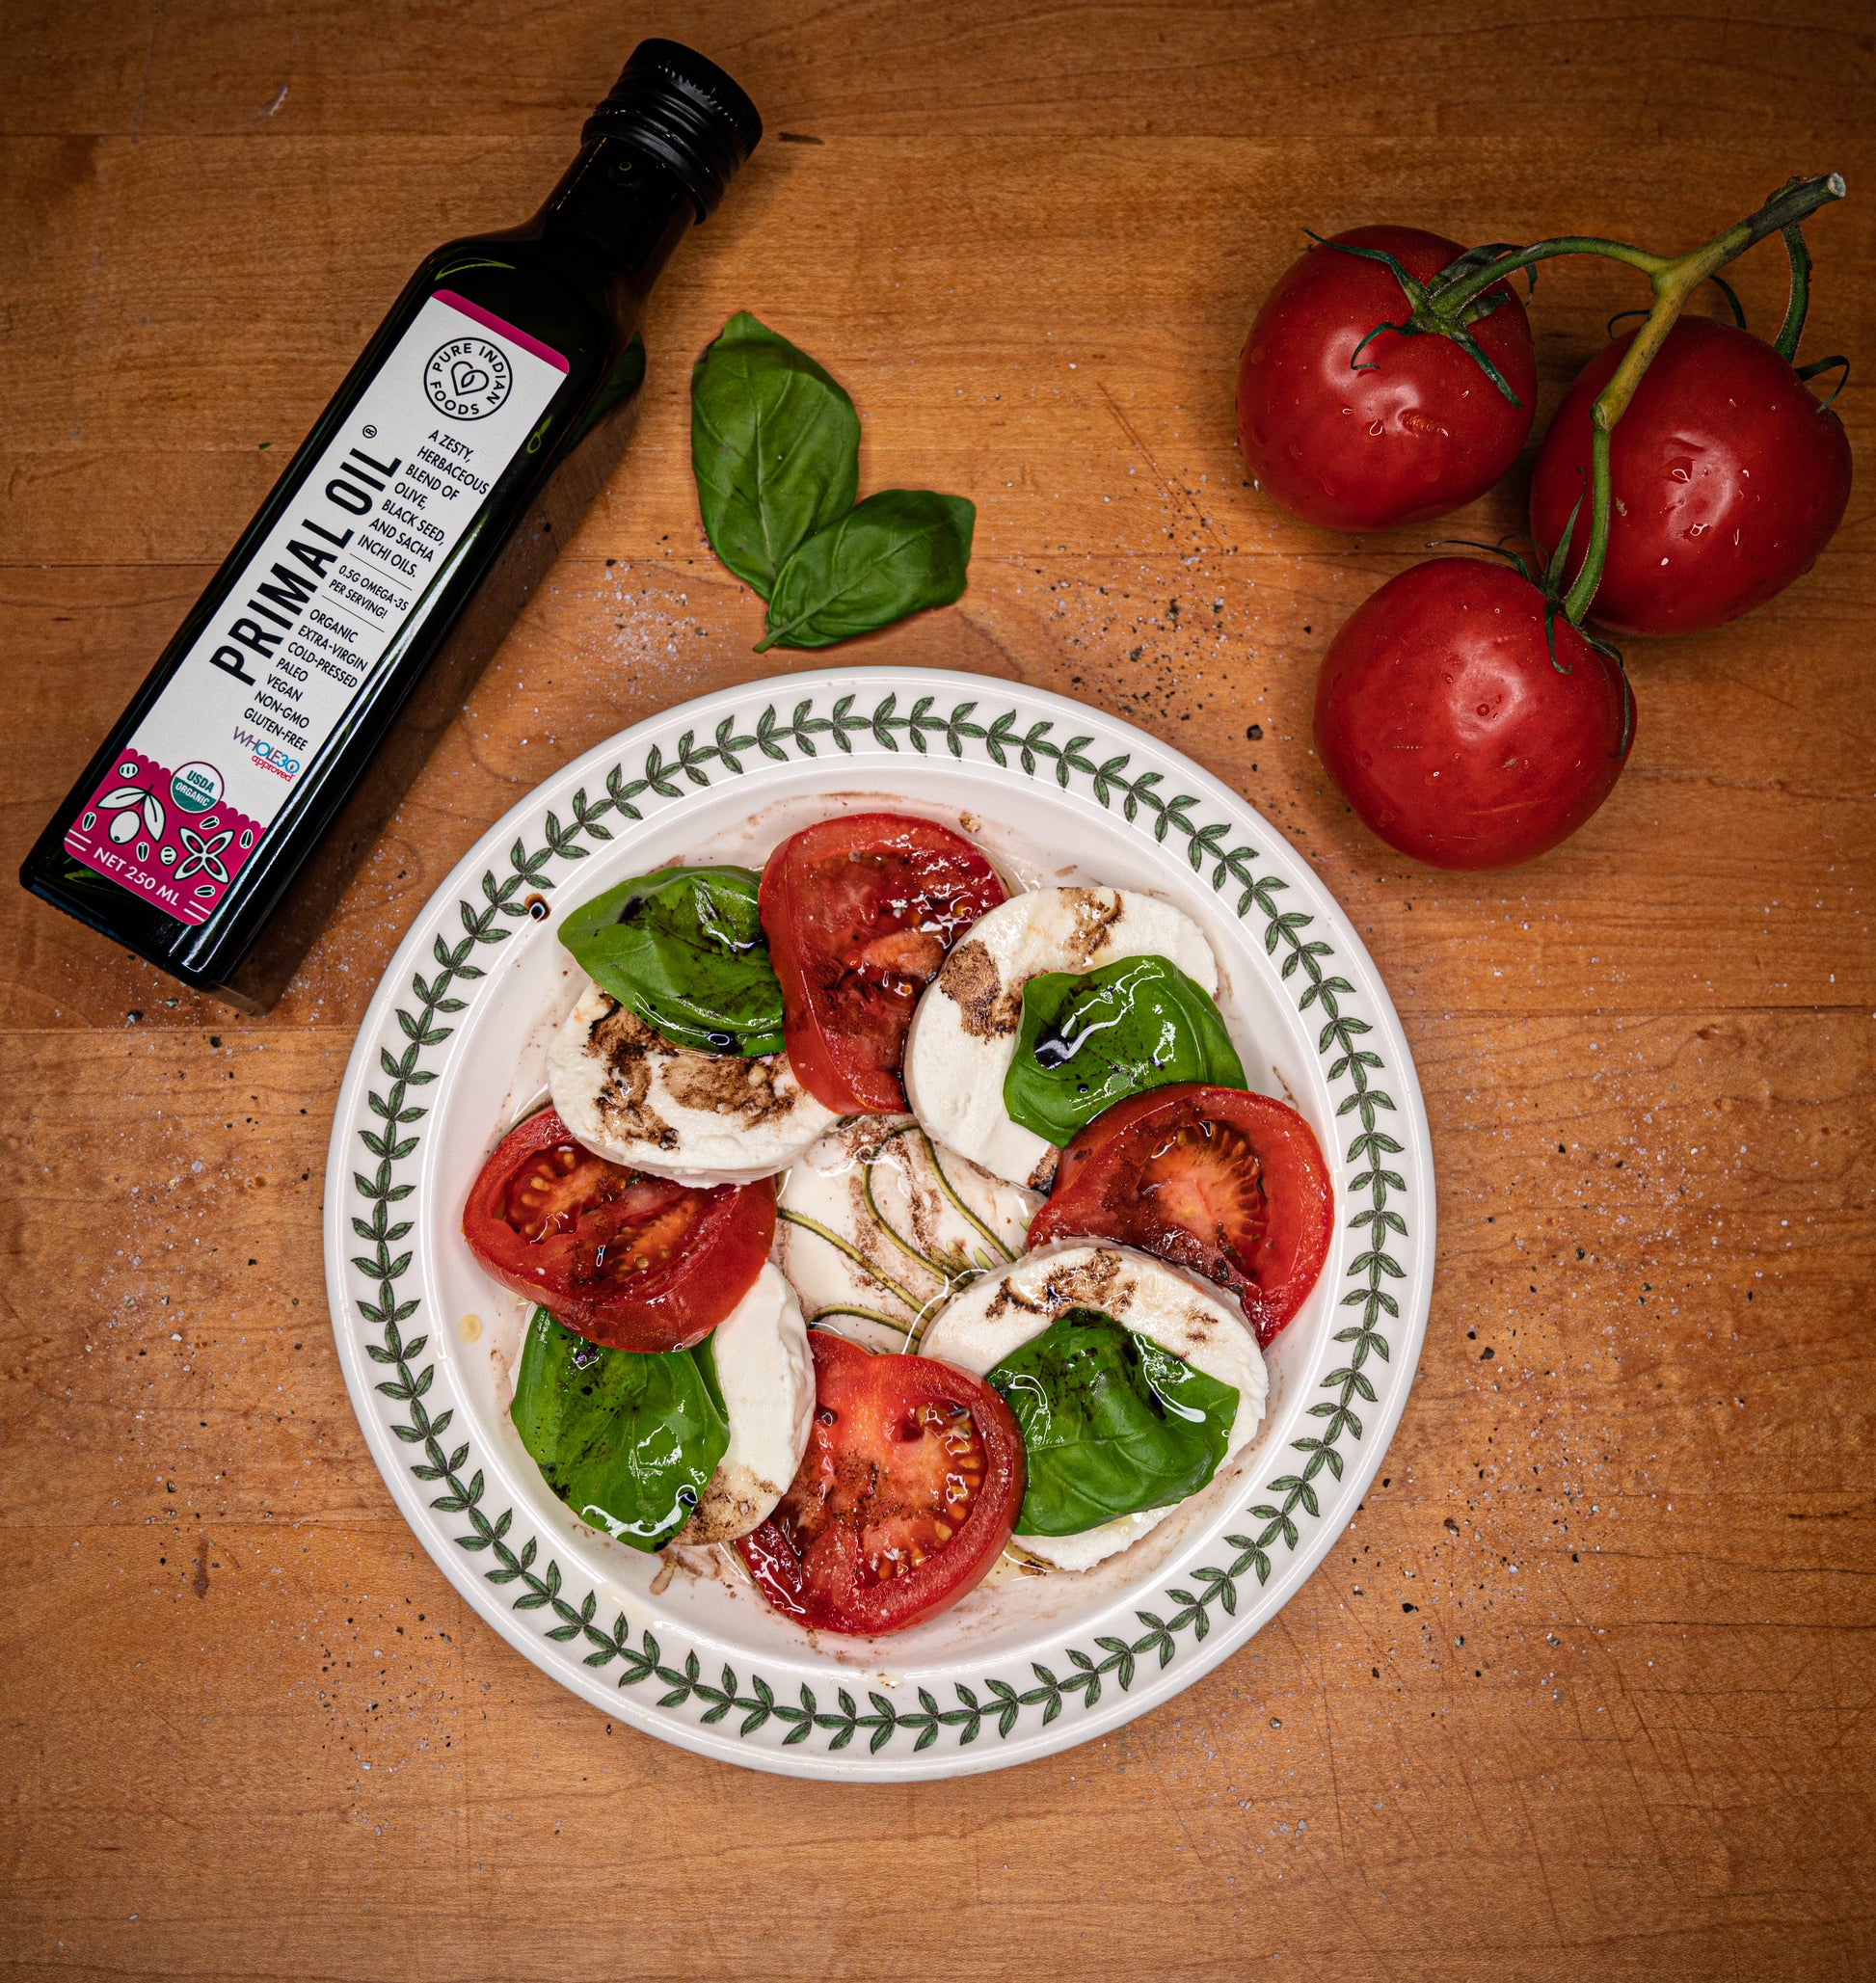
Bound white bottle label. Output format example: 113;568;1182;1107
65;290;568;926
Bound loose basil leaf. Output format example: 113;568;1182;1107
756;489;976;652
559;865;785;1057
1003;953;1247;1145
691;311;860;601
510;1308;730;1552
986;1308;1239;1536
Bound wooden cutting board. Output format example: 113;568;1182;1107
1;3;1870;1974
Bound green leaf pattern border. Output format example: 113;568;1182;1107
343;686;1412;1764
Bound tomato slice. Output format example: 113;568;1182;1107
1028;1084;1333;1345
736;1331;1025;1636
759;813;1006;1114
461;1107;774;1353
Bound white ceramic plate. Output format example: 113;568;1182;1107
324;666;1433;1779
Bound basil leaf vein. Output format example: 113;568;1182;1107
559;865;784;1057
757;489;976;652
691;312;860;601
1003;952;1247;1144
510;1308;730;1553
986;1308;1239;1536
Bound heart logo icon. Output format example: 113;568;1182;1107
451;361;491;397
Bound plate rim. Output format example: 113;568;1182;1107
323;664;1434;1780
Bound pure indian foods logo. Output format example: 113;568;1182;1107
423;336;513;421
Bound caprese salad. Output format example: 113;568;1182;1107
461;810;1333;1638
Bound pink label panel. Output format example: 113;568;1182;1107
63;748;264;927
434;289;571;373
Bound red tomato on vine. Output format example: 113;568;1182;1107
1236;226;1537;533
1313;556;1634;871
1531;315;1852;637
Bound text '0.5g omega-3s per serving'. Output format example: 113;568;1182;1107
19;40;762;1012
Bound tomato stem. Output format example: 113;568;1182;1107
1429;236;1670;316
1428;536;1537;583
1589;176;1843;429
1707;275;1748;331
1320;232;1535;406
1775;216;1813;362
1560;426;1615;628
1606;274;1744;341
1794;353;1850;409
1559;172;1845;625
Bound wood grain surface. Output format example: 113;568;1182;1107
3;3;1872;1976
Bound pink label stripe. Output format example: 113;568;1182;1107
65;747;262;928
434;290;570;374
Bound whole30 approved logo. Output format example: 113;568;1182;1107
424;336;513;421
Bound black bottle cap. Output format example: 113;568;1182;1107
583;40;762;220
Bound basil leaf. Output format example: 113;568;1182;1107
986;1308;1239;1536
757;490;975;653
1003;953;1247;1145
691;312;860;601
510;1308;730;1552
559;865;785;1056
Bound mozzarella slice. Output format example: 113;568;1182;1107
902;887;1220;1188
673;1265;813;1546
920;1241;1267;1571
549;980;839;1186
775;1115;1040;1353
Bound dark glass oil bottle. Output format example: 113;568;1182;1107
20;40;761;1013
